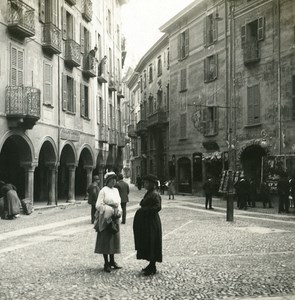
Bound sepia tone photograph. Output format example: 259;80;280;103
0;0;295;299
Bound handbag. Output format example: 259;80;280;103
107;219;119;234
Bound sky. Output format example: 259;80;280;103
121;0;195;70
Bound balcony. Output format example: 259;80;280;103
117;132;126;147
7;0;35;38
42;22;61;55
117;84;125;99
108;129;117;145
244;41;260;65
65;39;81;67
147;110;168;128
108;76;117;92
99;124;108;143
6;86;41;129
97;58;107;84
82;54;97;78
65;0;76;5
136;120;147;135
82;0;93;22
128;124;137;138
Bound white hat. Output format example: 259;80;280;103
104;171;117;184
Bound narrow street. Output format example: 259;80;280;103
1;184;295;300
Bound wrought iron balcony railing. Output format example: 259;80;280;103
7;0;35;38
82;54;97;78
117;132;126;147
6;86;41;129
65;39;81;67
147;110;168;128
82;0;93;22
42;22;61;54
244;41;260;65
99;124;108;143
108;129;117;145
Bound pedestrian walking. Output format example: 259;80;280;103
259;181;273;208
87;175;100;224
94;171;122;272
203;177;214;209
133;174;162;276
277;172;290;213
115;173;129;224
1;182;21;220
136;175;142;190
167;178;175;200
234;175;250;210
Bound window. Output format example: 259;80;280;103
149;64;153;83
202;106;218;136
144;70;147;88
179;113;187;138
180;68;187;92
157;90;163;110
148;95;153;115
204;54;218;82
10;45;24;86
80;84;89;118
157;55;162;76
62;74;76;113
167;48;170;70
247;84;260;125
80;25;90;54
44;61;53;106
140;76;143;92
204;13;218;46
292;76;295;120
39;0;59;25
178;29;189;60
97;96;104;124
62;9;74;40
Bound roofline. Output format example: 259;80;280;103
134;34;169;73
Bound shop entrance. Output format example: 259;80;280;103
178;157;192;194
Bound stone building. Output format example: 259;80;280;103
0;0;127;206
127;34;170;184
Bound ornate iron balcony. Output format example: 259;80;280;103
6;86;41;129
147;110;168;128
65;39;81;67
7;0;35;38
97;57;107;84
108;76;117;92
108;129;117;145
244;41;260;65
99;124;108;143
42;22;61;55
82;0;92;22
82;54;97;78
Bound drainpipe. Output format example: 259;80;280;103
56;55;61;205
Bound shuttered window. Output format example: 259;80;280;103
292;76;295;120
203;107;218;136
180;113;187;139
203;13;218;46
11;46;24;86
204;54;218;82
149;64;153;83
180;68;187;92
62;73;76;113
43;62;53;105
157;55;162;76
247;84;260;125
178;29;189;60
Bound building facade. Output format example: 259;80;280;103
0;0;127;205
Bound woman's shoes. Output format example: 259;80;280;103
110;262;122;269
142;265;157;276
104;263;111;273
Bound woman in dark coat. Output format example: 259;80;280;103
133;174;162;276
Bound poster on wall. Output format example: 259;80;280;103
218;170;241;193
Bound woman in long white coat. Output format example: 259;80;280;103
94;172;122;272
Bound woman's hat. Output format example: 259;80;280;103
104;171;117;184
143;174;158;184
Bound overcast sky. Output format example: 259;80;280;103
121;0;195;69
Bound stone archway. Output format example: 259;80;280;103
34;138;58;205
58;143;76;202
75;145;94;199
0;133;34;200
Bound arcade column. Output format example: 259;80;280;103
67;164;76;203
85;166;93;191
23;164;36;205
48;165;57;205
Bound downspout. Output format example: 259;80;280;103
56;55;61;205
277;0;282;155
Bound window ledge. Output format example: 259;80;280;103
65;111;76;115
178;55;188;62
244;123;262;128
82;116;90;121
43;103;54;108
179;89;187;93
204;78;217;83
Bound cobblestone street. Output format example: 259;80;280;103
1;184;295;300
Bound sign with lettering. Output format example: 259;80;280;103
60;128;80;141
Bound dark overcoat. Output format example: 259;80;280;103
115;180;129;203
133;189;162;262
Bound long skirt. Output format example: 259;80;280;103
94;222;121;254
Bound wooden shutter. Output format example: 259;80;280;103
257;17;265;41
39;0;45;23
292;76;295;120
11;47;17;86
247;86;254;124
213;107;218;133
180;113;187;137
17;50;24;86
204;58;208;82
80;83;85;116
62;73;67;111
11;47;24;86
52;0;58;26
44;62;52;105
241;25;246;48
184;29;189;57
178;34;181;60
253;84;260;123
73;79;76;113
62;7;67;40
72;15;76;41
213;13;218;42
203;17;207;46
80;24;85;54
213;54;218;79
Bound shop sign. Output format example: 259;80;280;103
60;128;80;141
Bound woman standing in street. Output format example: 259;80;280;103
133;174;162;276
94;171;122;272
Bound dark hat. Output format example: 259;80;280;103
117;173;123;180
93;175;99;181
104;171;117;184
143;174;158;184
